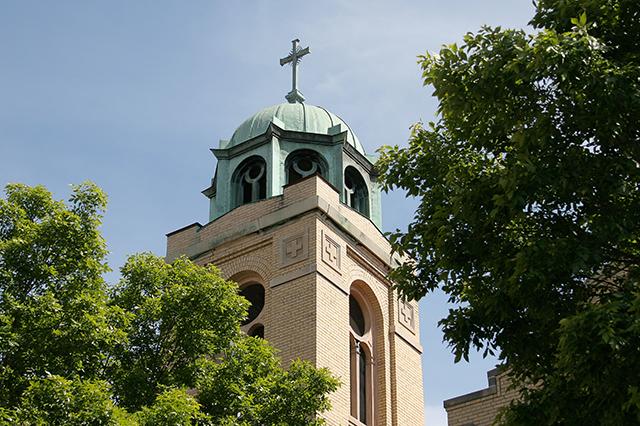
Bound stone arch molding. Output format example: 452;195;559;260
228;269;266;287
219;253;273;285
349;278;385;335
344;266;388;326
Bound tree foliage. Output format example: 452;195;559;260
110;254;248;411
377;0;639;423
0;182;125;405
0;183;338;425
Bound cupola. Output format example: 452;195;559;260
202;39;382;228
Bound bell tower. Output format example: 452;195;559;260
166;39;424;425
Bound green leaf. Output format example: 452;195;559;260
376;0;640;422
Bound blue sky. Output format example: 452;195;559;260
0;1;535;424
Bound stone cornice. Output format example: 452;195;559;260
210;122;375;169
168;191;399;269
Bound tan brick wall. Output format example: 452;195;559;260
392;331;425;426
191;212;320;367
166;175;425;425
445;369;519;426
315;273;350;424
268;272;317;365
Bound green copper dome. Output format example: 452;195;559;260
229;103;365;154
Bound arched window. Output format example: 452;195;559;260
239;283;265;326
233;156;267;207
248;323;264;339
349;293;374;424
285;149;327;185
350;294;366;336
344;166;369;217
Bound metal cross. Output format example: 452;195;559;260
280;38;310;104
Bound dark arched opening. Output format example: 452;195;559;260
248;323;264;339
285;149;328;185
233;156;267;207
344;166;369;217
239;283;265;326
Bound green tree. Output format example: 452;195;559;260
0;182;127;405
2;375;122;426
0;183;339;425
109;254;248;411
377;1;639;424
135;388;207;426
196;337;337;425
111;253;339;425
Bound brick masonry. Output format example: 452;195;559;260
444;368;519;426
166;175;425;425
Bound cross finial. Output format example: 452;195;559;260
280;38;310;103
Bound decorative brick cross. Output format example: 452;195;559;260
286;237;303;258
321;232;341;272
399;300;414;329
324;241;338;263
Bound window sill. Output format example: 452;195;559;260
349;416;367;426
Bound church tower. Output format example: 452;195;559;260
166;39;424;425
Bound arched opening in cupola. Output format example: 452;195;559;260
285;149;328;185
232;156;267;207
344;166;369;217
